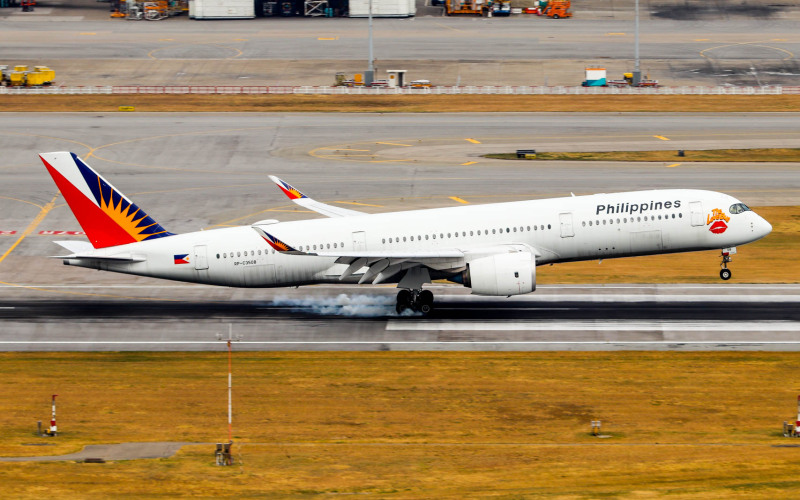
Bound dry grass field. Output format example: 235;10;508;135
2;352;800;498
3;94;800;113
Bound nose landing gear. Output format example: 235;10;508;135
719;247;736;281
396;289;434;315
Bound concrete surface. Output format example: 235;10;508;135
0;442;196;462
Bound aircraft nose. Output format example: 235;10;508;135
756;215;772;238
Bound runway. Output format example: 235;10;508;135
1;284;798;351
1;112;799;351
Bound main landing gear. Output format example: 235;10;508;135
396;289;434;315
719;248;735;281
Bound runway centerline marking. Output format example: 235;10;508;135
0;195;58;267
449;196;470;204
386;320;800;332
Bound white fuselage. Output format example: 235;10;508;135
65;189;772;291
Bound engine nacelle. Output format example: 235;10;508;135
463;252;536;296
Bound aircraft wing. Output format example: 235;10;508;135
253;226;464;284
269;176;365;218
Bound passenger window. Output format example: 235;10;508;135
547;224;551;229
403;237;407;242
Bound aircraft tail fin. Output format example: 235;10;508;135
39;152;173;249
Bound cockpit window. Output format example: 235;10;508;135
729;203;751;214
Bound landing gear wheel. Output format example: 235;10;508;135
395;289;435;315
719;250;733;281
396;289;412;314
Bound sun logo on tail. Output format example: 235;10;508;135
74;155;172;242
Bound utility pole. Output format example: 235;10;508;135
365;0;375;86
215;324;239;466
633;0;641;86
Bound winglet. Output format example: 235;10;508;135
267;175;365;218
252;226;305;254
269;176;307;200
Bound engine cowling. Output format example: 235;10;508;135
463;252;536;296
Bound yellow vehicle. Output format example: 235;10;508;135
1;65;55;87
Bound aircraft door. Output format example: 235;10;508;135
352;231;367;251
193;245;209;270
689;201;704;226
558;212;574;238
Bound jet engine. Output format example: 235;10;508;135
462;252;536;296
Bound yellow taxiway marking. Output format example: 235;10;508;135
321;148;371;151
233;38;248;41
318;36;339;41
607;32;626;36
700;40;795;61
0;195;58;267
694;38;710;42
324;154;375;157
159;38;174;41
449;196;470;204
773;38;787;41
666;163;682;168
79;32;97;35
335;201;384;207
376;142;412;147
465;138;481;144
654;135;670;141
461;161;477;166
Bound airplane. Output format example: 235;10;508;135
39;151;773;314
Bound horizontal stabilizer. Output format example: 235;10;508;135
54;240;94;254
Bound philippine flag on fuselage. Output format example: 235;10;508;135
173;254;190;265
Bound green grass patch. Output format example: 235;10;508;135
485;148;800;162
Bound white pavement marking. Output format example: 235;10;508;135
386;320;800;332
3;341;800;346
